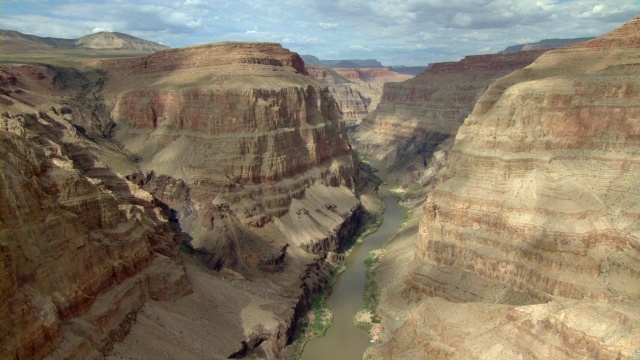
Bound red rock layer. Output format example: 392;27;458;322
97;42;306;75
353;50;547;164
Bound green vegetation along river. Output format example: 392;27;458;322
301;168;405;359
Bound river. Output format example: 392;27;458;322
301;168;404;360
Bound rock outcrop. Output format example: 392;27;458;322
369;16;640;360
307;66;412;129
0;65;190;359
353;50;547;165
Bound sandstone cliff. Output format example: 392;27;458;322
369;16;640;360
0;64;190;359
353;50;547;166
307;66;412;129
97;42;363;357
1;41;365;359
98;43;359;269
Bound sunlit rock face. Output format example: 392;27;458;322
413;17;640;304
307;65;412;129
1;41;364;359
353;50;547;165
368;16;640;360
100;42;360;270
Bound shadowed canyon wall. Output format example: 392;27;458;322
353;50;547;166
307;66;412;129
0;65;191;359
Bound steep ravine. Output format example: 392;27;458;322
0;43;373;359
302;164;405;360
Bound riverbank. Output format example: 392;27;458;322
301;158;407;360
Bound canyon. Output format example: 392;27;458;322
0;38;370;359
367;16;640;359
352;49;548;168
307;66;412;130
1;13;639;360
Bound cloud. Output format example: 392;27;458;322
319;22;338;30
350;45;372;51
0;0;638;65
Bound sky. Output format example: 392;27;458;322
1;0;638;65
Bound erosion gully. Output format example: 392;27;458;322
301;163;405;359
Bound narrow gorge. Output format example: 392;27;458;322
0;40;372;359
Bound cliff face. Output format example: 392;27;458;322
307;66;412;128
353;50;547;165
1;42;364;359
97;43;363;357
413;17;640;304
368;17;640;360
100;43;359;271
0;65;190;359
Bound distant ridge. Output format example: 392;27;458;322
76;32;170;52
0;29;169;53
301;55;384;68
500;37;594;53
389;65;431;76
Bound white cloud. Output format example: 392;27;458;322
92;27;114;33
350;45;372;51
0;0;637;64
319;22;338;30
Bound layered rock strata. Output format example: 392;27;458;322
1;42;365;359
307;66;412;128
368;16;640;360
353;50;547;165
0;65;190;359
99;42;360;269
97;43;363;356
413;17;640;304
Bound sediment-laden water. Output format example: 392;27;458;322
302;170;404;360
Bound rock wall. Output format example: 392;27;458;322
412;17;640;304
369;16;640;360
100;43;360;272
353;50;547;165
98;42;364;357
307;66;412;128
1;42;366;359
0;65;190;359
